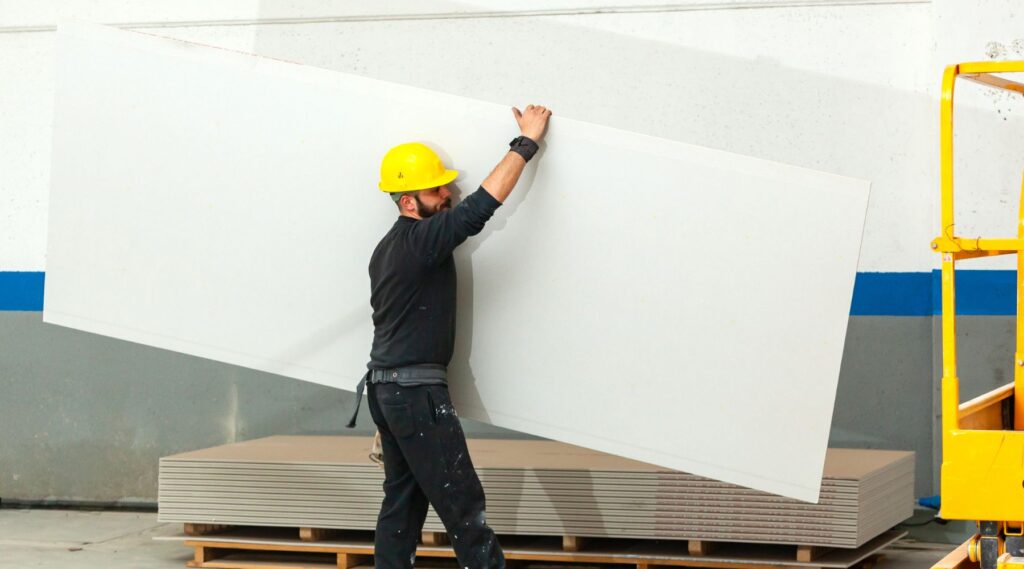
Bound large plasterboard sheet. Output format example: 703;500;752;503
45;22;869;502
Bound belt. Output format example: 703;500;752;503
345;365;448;428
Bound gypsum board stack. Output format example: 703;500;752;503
158;436;914;548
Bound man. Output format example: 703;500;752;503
346;105;551;569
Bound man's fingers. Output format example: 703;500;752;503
516;104;551;137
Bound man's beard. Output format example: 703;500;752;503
414;195;452;218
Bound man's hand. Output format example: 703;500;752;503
512;105;552;141
481;105;552;204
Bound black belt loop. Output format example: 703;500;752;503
346;366;447;428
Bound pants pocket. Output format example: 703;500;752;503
426;390;437;425
380;401;416;438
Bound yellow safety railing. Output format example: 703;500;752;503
932;62;1024;569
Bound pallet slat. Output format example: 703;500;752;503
162;527;906;569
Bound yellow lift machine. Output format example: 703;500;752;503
932;61;1024;569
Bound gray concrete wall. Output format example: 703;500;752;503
828;316;935;500
0;311;529;504
1;310;964;504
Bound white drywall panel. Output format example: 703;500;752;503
138;3;940;273
1;3;935;271
45;22;868;501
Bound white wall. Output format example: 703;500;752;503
930;0;1024;269
1;0;952;274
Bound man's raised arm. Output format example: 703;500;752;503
481;104;552;203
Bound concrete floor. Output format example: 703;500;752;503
0;510;192;569
0;509;954;569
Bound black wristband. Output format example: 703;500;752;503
509;135;539;162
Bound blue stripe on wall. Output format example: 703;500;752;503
849;272;933;316
0;272;45;311
851;270;1016;316
0;271;1015;316
930;269;1016;316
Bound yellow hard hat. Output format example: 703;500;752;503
378;142;459;193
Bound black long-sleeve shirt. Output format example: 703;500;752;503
367;187;502;369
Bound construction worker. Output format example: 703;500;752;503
346;105;551;569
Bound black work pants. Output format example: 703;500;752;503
367;382;504;569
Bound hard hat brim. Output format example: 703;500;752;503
379;169;459;193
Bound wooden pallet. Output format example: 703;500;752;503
183;525;865;558
163;526;905;569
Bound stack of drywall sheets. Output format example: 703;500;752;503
158;437;913;548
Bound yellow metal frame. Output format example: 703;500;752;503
932;62;1024;569
934;62;1024;524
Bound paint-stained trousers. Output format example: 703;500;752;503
367;382;505;569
